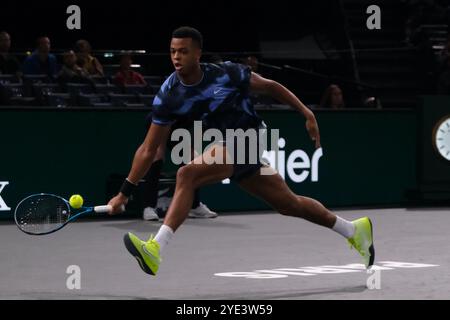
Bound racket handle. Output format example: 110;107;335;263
94;205;112;213
93;205;125;213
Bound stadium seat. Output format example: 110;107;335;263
32;83;62;106
0;74;20;84
124;102;146;108
138;94;155;107
47;93;71;107
143;76;165;86
108;93;139;107
91;75;109;84
22;74;53;97
102;65;119;77
66;83;95;105
67;83;94;95
123;84;152;95
149;85;161;94
0;83;36;105
78;93;109;107
92;102;113;107
23;74;51;84
95;83;122;95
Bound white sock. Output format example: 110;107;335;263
154;224;174;253
332;216;355;239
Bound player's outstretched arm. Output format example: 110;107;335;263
249;72;321;148
127;124;171;184
108;124;171;214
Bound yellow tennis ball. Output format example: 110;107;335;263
69;194;84;209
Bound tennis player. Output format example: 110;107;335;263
108;26;375;275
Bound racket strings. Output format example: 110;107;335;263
15;195;70;234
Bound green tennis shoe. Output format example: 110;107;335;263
347;217;375;269
123;232;161;275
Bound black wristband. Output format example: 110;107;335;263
120;179;137;198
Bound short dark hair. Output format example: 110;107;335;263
172;26;203;49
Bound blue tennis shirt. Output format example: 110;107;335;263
151;61;263;132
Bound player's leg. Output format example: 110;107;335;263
238;166;374;268
124;144;232;275
163;144;232;231
238;166;336;227
139;118;217;221
141;130;204;219
187;146;218;219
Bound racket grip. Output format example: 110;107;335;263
93;204;125;213
94;205;112;213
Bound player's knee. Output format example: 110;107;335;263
176;165;196;185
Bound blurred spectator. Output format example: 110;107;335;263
319;84;345;109
74;39;104;76
114;53;146;86
0;31;21;76
58;50;92;85
22;36;58;77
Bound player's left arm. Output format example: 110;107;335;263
249;72;321;148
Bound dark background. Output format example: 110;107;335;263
1;0;438;108
0;0;342;52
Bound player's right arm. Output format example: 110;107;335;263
127;124;171;184
108;123;171;214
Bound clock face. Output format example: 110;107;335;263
434;117;450;161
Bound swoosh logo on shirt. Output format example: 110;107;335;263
214;88;223;95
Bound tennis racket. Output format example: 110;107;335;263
14;193;123;235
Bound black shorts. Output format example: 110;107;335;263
230;158;265;182
222;121;269;182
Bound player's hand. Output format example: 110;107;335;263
305;114;321;149
107;193;128;215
